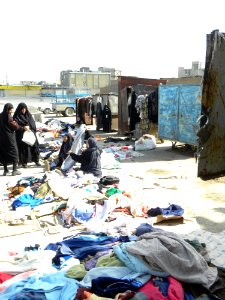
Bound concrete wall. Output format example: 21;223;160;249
165;76;203;85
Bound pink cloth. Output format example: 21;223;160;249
138;276;184;300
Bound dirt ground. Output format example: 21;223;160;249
1;118;225;248
117;139;225;233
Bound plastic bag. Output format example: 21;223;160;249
22;130;36;146
61;156;75;172
135;134;156;151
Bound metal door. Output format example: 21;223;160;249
197;30;225;178
177;85;202;145
158;84;201;145
158;85;179;141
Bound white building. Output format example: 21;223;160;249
178;61;204;78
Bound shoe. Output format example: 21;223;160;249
3;170;9;176
35;162;41;167
12;170;22;176
22;164;27;168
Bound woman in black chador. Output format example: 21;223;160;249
70;136;102;177
13;102;41;168
0;103;29;175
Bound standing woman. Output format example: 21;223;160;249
13;102;41;168
0;103;29;175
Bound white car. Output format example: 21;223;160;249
37;98;55;114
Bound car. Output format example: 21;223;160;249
37;98;55;114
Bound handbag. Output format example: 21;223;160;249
22;130;36;146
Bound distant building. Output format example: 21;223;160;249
178;61;204;78
60;67;120;94
20;81;38;86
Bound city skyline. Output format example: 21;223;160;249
0;0;224;84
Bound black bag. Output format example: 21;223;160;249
99;175;120;186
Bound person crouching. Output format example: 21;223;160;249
69;136;102;178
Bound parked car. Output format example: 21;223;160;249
38;98;55;114
52;97;76;117
52;94;91;117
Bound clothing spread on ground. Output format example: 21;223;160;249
1;118;225;300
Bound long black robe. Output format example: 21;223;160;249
13;103;40;165
70;137;102;177
0;103;21;165
129;91;140;131
102;104;112;133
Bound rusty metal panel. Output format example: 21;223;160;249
198;30;225;178
158;84;201;145
118;76;167;90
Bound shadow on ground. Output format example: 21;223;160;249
196;216;225;233
213;207;225;214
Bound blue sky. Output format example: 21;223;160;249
0;0;224;84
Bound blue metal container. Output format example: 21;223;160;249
158;84;202;146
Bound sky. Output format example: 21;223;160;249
0;0;224;85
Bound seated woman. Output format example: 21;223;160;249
45;133;74;171
69;136;102;178
57;133;74;167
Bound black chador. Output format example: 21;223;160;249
102;105;112;133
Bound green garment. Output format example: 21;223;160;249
34;182;52;199
66;264;87;279
105;187;122;197
96;253;125;268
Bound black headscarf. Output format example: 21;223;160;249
2;103;14;122
59;133;74;159
87;137;102;154
88;137;98;148
13;102;36;130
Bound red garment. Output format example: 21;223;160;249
168;276;184;300
0;272;14;283
138;276;184;300
139;280;167;300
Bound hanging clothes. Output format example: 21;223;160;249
102;105;112;133
96;102;103;131
136;95;150;134
129;91;140;131
148;90;158;123
77;97;93;125
77;98;88;123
